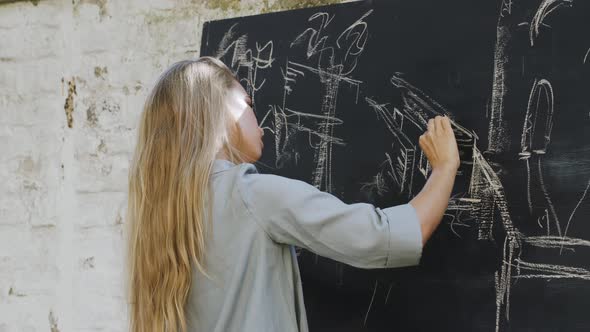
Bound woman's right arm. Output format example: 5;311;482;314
235;115;459;268
237;166;423;269
410;115;460;245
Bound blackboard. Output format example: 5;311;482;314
200;0;590;330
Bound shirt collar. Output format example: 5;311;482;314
212;159;237;175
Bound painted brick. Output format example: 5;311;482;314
0;0;351;330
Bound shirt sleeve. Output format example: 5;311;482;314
236;163;423;269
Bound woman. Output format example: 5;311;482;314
126;56;459;332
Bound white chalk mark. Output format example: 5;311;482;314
500;0;512;18
360;171;388;199
495;237;519;332
512;259;590;280
364;279;378;326
384;282;394;304
471;148;520;239
537;157;562;236
545;209;551;236
526;235;590;249
289;61;363;86
266;103;346;169
286;11;371;191
513;274;590;280
519;78;554;157
335;10;373;76
390;74;477;139
525;158;533;214
561;179;590;252
365;97;417;197
259;106;274;128
215;23;246;62
529;0;574;46
215;23;275;112
488;0;514;154
291;12;335;68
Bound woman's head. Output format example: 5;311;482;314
126;56;262;332
140;56;262;166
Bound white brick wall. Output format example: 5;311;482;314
0;0;348;330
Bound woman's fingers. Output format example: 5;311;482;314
427;118;435;133
442;115;453;132
435;116;445;133
429;115;454;135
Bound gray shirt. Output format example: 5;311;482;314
185;159;423;332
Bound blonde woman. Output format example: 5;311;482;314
126;56;460;332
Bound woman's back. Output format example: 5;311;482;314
186;160;306;332
186;159;424;332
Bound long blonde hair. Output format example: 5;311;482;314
126;57;244;332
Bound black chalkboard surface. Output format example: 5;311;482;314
200;0;590;330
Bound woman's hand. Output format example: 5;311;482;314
418;115;460;173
